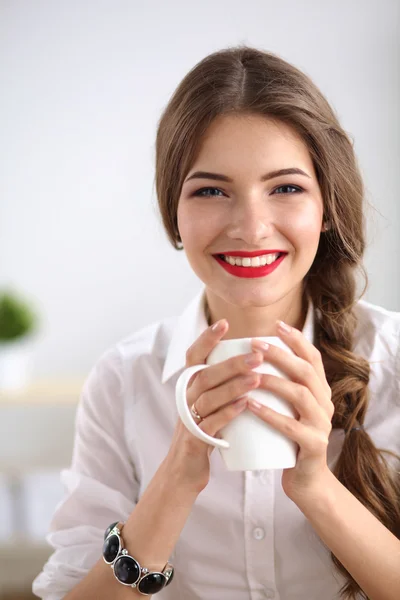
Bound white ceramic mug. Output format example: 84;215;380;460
175;336;298;471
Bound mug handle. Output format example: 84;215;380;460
175;365;230;449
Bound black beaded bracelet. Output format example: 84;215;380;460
102;521;174;595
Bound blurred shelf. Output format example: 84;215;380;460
0;537;52;593
0;379;85;404
0;383;84;593
0;380;83;472
0;536;50;556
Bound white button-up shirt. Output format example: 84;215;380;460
33;289;400;600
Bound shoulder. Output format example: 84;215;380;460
78;314;179;415
354;297;400;327
85;314;179;386
352;299;400;440
81;314;178;381
115;314;178;364
353;298;400;355
353;299;400;396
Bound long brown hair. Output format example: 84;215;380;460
154;46;400;599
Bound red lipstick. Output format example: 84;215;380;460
213;252;287;279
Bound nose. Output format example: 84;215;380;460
225;200;274;246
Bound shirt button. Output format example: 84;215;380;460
253;527;265;540
264;588;276;599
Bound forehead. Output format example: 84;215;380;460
192;114;314;173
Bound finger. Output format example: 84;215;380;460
185;320;229;368
251;340;332;416
248;400;331;455
191;372;260;419
259;374;332;432
275;321;328;386
199;396;249;440
188;349;263;403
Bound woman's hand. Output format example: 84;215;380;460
166;319;263;494
248;320;335;501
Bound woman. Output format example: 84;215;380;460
33;46;400;600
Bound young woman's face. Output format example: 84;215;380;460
177;114;325;309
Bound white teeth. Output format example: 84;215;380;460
265;254;278;265
221;253;281;267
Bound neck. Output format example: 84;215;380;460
204;286;308;339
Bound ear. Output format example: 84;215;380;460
322;220;331;232
176;230;184;248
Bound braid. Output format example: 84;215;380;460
307;262;400;600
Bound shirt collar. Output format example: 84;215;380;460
161;288;316;384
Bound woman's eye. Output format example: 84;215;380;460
193;187;224;198
273;185;303;195
192;185;303;198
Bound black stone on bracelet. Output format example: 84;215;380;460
102;522;174;595
139;571;170;595
114;554;141;586
104;521;119;541
103;533;121;564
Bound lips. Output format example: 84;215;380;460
213;252;287;279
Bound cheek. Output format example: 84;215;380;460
177;204;193;240
177;203;221;245
287;206;322;241
177;207;198;243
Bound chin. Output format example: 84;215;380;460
211;283;292;309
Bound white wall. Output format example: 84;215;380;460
1;0;399;380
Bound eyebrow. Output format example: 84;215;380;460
184;167;311;184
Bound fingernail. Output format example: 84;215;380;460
235;397;248;409
249;399;262;410
245;352;263;366
243;374;258;385
278;320;291;333
212;319;226;332
253;340;269;351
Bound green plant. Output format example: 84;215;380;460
0;290;38;342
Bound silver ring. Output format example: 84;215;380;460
190;402;203;422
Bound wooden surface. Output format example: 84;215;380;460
0;379;84;405
0;541;52;597
0;379;84;595
1;593;36;600
0;398;81;472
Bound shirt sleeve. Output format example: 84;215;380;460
32;346;139;600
